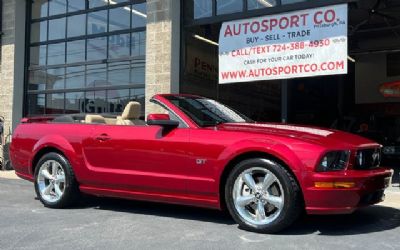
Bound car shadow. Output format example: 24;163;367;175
280;205;400;236
75;195;400;235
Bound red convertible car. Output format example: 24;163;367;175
10;94;392;233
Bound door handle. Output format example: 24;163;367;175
95;133;111;141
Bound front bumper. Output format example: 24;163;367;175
303;168;393;215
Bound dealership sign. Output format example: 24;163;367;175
219;4;348;83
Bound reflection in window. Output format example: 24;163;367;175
89;0;108;9
32;0;48;19
132;3;147;29
86;64;107;87
88;10;108;35
66;92;84;113
109;7;131;31
131;31;146;57
216;0;243;15
87;37;107;61
67;14;86;37
47;42;65;65
130;61;145;84
66;66;85;89
248;0;277;10
194;0;212;19
48;17;66;40
109;62;130;86
30;45;47;66
108;89;130;113
28;94;46;115
68;0;86;12
67;40;86;63
46;93;65;114
47;68;65;90
28;70;47;91
109;33;130;59
84;90;107;113
31;21;47;43
49;0;67;16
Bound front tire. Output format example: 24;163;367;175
225;158;302;233
34;152;80;208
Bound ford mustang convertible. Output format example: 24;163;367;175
10;94;392;233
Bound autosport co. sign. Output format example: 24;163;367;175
219;4;348;84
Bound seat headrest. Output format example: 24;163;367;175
121;102;141;120
85;115;106;124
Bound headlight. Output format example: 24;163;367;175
317;151;350;172
383;146;395;155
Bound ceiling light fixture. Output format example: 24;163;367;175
193;34;219;46
347;56;356;63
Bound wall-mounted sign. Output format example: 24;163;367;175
380;81;400;98
219;4;348;84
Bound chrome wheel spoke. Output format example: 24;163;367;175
51;162;58;176
54;184;63;197
236;195;255;207
256;202;266;221
262;173;276;191
41;169;53;180
267;195;283;209
43;183;54;195
56;174;65;183
242;173;257;191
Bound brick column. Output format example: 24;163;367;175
145;0;180;115
0;0;25;167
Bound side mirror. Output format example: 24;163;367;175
146;114;179;130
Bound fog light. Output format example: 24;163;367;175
315;182;356;188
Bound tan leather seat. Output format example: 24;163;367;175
85;115;106;124
116;102;145;125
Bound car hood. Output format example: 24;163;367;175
216;123;379;149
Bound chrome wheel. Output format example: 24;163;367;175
37;160;66;203
233;166;284;226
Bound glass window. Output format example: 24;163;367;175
109;7;131;32
131;31;145;57
68;0;86;12
47;42;65;65
30;45;47;66
47;68;65;90
67;14;86;37
108;89;130;113
66;92;84;113
132;3;147;29
32;0;48;19
86;64;107;87
108;62;130;86
130;61;145;84
109;33;130;59
31;21;47;43
110;0;129;4
48;17;66;40
66;66;85;89
67;40;86;63
87;36;107;61
281;0;307;4
49;0;67;16
88;10;108;35
46;93;65;114
216;0;243;15
84;90;107;113
248;0;277;10
89;0;108;9
194;0;212;19
28;70;47;91
27;94;46;116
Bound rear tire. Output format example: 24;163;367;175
34;152;80;208
225;158;303;233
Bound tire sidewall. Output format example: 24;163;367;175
225;158;300;233
34;152;77;208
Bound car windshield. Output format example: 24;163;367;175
164;96;253;127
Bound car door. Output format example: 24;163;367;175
82;124;190;195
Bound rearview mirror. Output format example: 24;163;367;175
147;114;179;130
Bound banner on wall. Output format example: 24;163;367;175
219;4;348;84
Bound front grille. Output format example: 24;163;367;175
354;148;381;170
